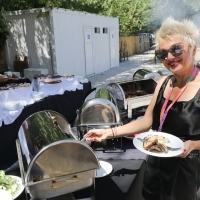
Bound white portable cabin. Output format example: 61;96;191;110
3;8;119;77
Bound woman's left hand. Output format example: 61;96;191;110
178;140;195;158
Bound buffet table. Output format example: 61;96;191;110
0;82;91;169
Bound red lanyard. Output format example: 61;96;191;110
158;66;199;131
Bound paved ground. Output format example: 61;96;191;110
87;48;200;88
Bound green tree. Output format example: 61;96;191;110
1;0;200;46
0;14;9;51
100;0;151;35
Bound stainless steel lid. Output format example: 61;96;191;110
75;98;122;128
18;110;78;164
23;140;99;199
17;110;100;199
133;68;161;82
106;83;125;111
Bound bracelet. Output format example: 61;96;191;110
111;128;115;138
114;127;117;137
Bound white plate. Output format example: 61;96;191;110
7;175;24;199
124;129;153;140
96;161;113;178
4;101;20;107
0;189;13;200
133;131;184;157
3;104;23;111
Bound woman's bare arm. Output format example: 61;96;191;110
86;76;168;141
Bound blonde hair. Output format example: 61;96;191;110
155;17;200;49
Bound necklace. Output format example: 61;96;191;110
158;66;199;131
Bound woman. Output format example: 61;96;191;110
85;17;200;200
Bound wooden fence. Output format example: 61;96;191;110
119;35;150;57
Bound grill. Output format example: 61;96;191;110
16;110;100;200
106;78;157;118
75;98;123;152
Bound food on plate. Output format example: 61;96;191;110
64;73;74;78
148;142;168;153
143;135;158;149
18;82;30;87
11;74;19;78
0;170;20;197
0;74;8;78
42;80;62;84
143;135;169;153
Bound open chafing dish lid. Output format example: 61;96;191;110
75;98;122;127
132;68;162;81
18;110;78;165
24;140;100;185
132;68;152;80
95;87;117;106
106;83;125;110
17;110;100;199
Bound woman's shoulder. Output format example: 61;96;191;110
157;75;171;88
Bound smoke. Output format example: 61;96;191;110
190;13;200;29
150;0;200;29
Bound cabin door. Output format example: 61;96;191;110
84;28;94;75
109;29;116;68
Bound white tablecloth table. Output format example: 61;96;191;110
0;77;85;126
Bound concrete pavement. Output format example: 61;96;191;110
87;48;200;88
87;50;164;88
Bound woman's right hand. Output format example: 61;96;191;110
84;129;108;142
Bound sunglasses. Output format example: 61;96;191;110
155;43;184;61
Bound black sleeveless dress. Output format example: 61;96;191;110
142;76;200;200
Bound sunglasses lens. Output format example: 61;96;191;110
156;49;168;61
171;43;184;56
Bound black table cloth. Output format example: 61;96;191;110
73;138;147;200
0;82;91;169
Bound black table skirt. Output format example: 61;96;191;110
73;159;145;200
73;138;146;200
0;82;91;169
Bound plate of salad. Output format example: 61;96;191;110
0;170;24;199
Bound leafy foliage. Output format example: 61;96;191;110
0;0;200;48
0;14;9;51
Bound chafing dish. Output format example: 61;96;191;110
74;98;123;152
106;78;157;114
16;110;100;200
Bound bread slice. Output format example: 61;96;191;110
148;145;162;152
156;142;168;153
143;135;158;150
143;134;169;153
156;135;169;144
